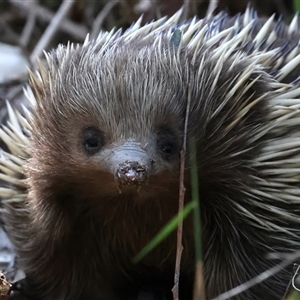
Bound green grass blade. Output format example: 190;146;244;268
133;201;195;263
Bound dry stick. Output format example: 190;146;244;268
90;0;120;40
172;84;192;300
20;3;36;48
0;19;22;46
9;0;87;42
30;0;76;63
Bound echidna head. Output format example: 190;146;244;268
26;37;190;203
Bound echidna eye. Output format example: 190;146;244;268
157;127;178;160
82;127;104;155
161;143;174;154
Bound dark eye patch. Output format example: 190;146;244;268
82;127;104;155
157;127;179;160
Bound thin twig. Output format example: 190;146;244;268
20;2;36;47
172;78;192;300
172;150;185;300
30;0;76;63
90;0;119;40
0;18;32;66
0;19;21;46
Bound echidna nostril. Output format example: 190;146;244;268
116;160;148;186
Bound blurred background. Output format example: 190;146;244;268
0;0;297;50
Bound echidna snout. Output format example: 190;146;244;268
109;140;152;189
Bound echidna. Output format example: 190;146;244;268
1;7;300;300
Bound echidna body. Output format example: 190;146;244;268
1;8;300;300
